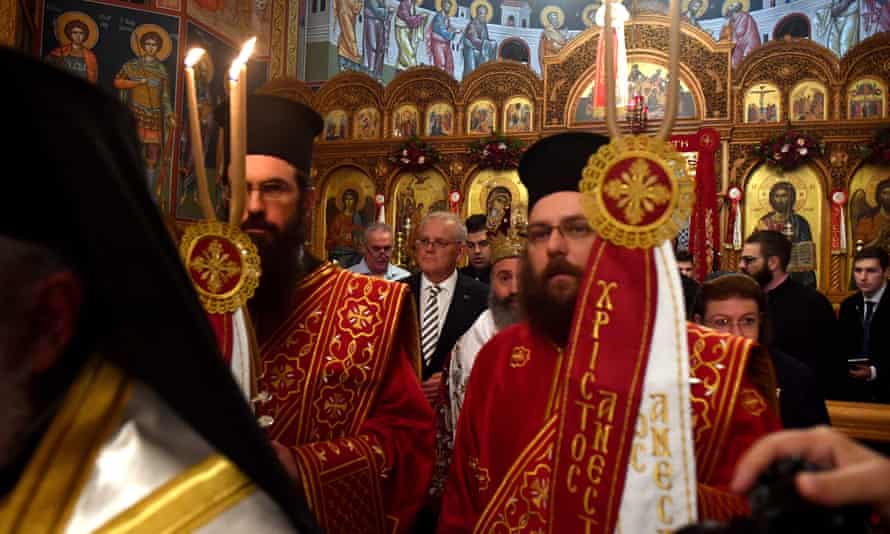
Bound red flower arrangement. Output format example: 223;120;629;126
860;127;890;164
389;136;440;171
753;129;823;171
469;133;525;170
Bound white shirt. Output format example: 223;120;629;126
348;258;411;281
420;269;458;340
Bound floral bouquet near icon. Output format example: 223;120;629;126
469;133;525;170
389;136;440;171
753;129;823;172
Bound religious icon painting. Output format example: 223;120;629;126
744;163;824;287
321;167;376;267
743;83;781;123
465;168;529;229
848;78;886;119
467;99;496;135
848;164;890;254
581;3;601;28
42;0;181;211
324;109;349;141
572;60;696;123
425;102;454;137
391;169;450;264
175;23;236;220
790;80;828;121
503;97;533;133
393;104;420;137
353;107;380;140
44;10;100;83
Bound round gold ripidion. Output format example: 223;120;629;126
179;221;261;314
579;135;694;249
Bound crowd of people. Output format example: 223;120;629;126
4;47;890;533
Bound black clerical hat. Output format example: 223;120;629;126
0;47;318;533
519;132;611;208
215;94;323;183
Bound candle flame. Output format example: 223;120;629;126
229;36;257;80
184;47;206;68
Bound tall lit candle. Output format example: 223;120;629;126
184;48;215;220
227;37;257;226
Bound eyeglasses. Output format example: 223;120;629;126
526;217;593;245
368;245;392;254
704;316;759;332
416;238;461;249
235;180;295;201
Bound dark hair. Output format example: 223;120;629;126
854;246;890;270
694;273;771;345
465;213;488;234
139;31;162;48
342;188;358;201
745;230;792;272
768;181;796;211
676;249;693;263
64;20;90;40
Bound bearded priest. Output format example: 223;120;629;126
437;132;782;533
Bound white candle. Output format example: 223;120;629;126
227;37;257;226
184;48;215;220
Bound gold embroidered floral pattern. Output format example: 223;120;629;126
740;387;767;416
510;346;531;368
603;158;671;224
265;359;305;397
518;464;551;522
346;303;374;330
469;456;491;492
189;239;240;293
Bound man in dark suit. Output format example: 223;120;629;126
740;230;841;397
459;214;492;285
693;273;830;429
839;246;890;403
406;211;488;406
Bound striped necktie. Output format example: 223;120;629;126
421;285;442;367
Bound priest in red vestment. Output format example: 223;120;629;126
438;132;781;533
215;91;435;534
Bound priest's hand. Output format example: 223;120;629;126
730;426;890;524
421;371;443;406
271;440;301;482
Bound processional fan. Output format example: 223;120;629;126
176;39;271;424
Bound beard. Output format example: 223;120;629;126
244;210;316;340
489;290;521;331
746;263;772;287
519;254;583;347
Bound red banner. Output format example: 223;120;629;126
671;129;720;282
549;238;658;533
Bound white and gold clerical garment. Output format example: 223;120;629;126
0;357;296;534
448;309;498;435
